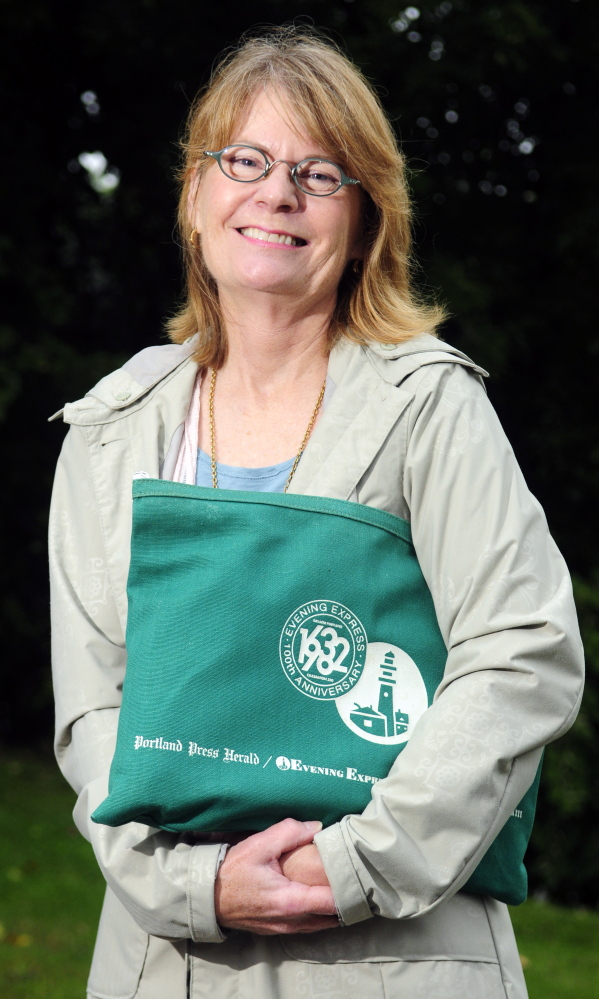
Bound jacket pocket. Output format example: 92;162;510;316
279;893;500;964
87;887;149;999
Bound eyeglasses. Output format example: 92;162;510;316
203;145;360;197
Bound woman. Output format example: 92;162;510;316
50;27;583;999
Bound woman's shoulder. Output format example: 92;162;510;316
49;339;198;428
328;336;488;416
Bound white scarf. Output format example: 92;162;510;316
172;369;202;485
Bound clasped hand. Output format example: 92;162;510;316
214;818;338;935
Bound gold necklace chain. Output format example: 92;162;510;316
208;368;326;493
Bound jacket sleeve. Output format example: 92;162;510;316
49;425;226;943
314;361;584;924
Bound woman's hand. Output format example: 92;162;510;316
214;818;338;935
279;843;330;886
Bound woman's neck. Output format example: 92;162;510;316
219;288;333;391
197;294;333;467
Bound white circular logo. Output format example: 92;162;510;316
335;642;428;745
279;600;367;700
276;756;291;770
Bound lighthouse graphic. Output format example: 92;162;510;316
349;650;410;737
336;641;428;746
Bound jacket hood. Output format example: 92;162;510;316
49;340;198;426
365;334;488;385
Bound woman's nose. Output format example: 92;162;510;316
254;161;300;210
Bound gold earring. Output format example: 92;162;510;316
352;259;362;274
189;228;201;248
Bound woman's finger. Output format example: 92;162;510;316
241;915;340;936
283;882;337;918
242;817;323;862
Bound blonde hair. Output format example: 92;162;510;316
167;26;445;367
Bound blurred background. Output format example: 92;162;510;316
0;0;597;994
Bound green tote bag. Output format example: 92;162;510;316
92;479;541;905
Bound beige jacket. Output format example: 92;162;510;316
49;335;583;999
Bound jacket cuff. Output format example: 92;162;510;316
188;843;228;943
314;822;373;926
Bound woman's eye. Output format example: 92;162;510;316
296;161;341;190
298;166;330;181
233;155;259;168
221;149;267;179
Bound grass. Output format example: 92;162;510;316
0;751;597;998
0;752;105;998
509;899;599;999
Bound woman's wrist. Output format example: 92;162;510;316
279;843;330;886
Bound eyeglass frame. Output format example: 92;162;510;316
203;145;361;197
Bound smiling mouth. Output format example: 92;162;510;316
238;227;307;246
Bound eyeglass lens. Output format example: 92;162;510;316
219;146;343;195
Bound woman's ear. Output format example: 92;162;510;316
350;232;365;262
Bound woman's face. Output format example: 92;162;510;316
190;89;363;310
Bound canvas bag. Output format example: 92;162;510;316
92;479;541;905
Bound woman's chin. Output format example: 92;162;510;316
223;271;309;300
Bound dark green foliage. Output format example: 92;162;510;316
0;0;596;904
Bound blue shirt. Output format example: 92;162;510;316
196;449;294;493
